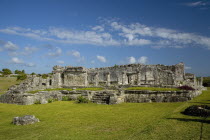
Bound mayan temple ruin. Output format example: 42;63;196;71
0;62;205;105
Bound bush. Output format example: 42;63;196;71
34;100;41;104
76;96;89;103
178;85;195;91
17;74;27;81
42;74;48;79
48;99;54;103
62;96;71;101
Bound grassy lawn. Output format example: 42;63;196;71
0;78;210;139
125;86;180;91
0;77;21;95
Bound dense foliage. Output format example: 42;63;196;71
2;68;12;75
17;74;27;81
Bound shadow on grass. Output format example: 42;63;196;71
189;102;210;105
167;118;210;124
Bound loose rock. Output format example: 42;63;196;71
182;105;210;117
13;115;40;125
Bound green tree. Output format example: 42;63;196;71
17;74;27;81
22;70;25;74
2;68;12;75
31;72;36;75
15;70;22;74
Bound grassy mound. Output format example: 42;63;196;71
28;87;104;94
125;86;180;91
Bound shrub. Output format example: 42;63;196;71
76;96;89;103
62;96;71;101
178;85;195;91
17;74;27;81
42;74;48;79
34;100;41;104
48;99;54;103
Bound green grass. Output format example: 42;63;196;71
0;78;210;139
28;87;103;94
28;88;73;94
125;86;180;91
76;87;104;91
0;77;21;95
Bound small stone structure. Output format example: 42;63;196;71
13;115;39;125
0;62;206;105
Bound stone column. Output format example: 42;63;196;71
46;77;50;88
129;75;135;85
145;74;147;84
84;72;88;87
137;71;141;85
122;72;126;85
106;72;110;86
194;75;197;87
201;77;203;87
52;72;62;88
94;73;99;86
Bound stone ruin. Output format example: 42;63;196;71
0;62;206;105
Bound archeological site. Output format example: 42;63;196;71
0;62;205;105
1;1;210;139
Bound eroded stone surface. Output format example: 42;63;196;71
13;115;39;125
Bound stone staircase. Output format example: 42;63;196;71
91;92;110;104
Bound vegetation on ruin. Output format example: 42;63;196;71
75;96;89;103
0;85;209;139
203;77;210;87
0;77;22;95
27;88;73;94
16;74;27;81
125;86;181;91
27;87;104;94
76;87;104;91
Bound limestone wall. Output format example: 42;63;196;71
124;90;202;103
87;63;184;86
0;89;202;105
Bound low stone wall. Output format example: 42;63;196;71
0;89;203;105
0;90;123;105
124;90;202;103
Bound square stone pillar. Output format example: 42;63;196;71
137;72;141;85
122;72;126;85
200;77;203;86
84;72;88;87
94;73;99;86
106;72;110;86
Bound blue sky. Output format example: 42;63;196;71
0;0;210;76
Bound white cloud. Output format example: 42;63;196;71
184;1;208;7
25;62;36;67
127;56;136;64
57;60;64;64
47;47;62;57
97;55;106;63
2;41;19;51
67;50;80;58
0;20;210;49
138;56;148;64
11;57;24;64
92;25;104;32
23;47;38;55
185;66;192;70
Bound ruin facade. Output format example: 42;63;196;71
0;62;205;105
51;62;186;88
